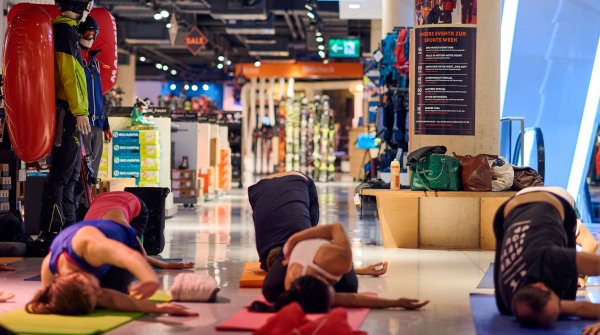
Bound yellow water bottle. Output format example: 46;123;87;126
390;159;400;190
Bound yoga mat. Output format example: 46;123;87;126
239;262;266;288
470;293;592;334
477;263;494;289
25;268;163;281
0;257;23;264
215;294;373;332
0;291;171;335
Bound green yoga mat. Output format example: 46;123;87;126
0;291;171;335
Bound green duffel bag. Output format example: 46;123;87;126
410;154;461;191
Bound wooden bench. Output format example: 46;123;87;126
360;189;516;250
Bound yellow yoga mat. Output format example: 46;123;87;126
239;262;266;288
0;291;171;335
0;257;23;264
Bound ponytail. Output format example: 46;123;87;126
248;275;331;313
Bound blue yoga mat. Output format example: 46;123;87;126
470;293;592;334
477;263;494;289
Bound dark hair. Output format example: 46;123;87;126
249;275;331;313
26;276;96;315
511;284;555;328
266;247;283;271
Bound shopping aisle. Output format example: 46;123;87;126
117;182;493;334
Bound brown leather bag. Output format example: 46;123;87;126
511;166;544;190
453;153;498;191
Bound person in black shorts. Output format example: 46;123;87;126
494;186;600;328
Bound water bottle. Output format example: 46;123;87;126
390;159;401;190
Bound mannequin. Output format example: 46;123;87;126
40;0;94;236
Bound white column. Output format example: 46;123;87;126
115;54;137;106
370;19;382;52
381;0;413;35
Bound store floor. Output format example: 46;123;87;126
2;183;503;334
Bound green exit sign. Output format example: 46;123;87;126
328;39;360;58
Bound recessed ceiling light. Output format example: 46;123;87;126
160;10;169;18
316;36;323;43
191;84;198;91
318;45;325;50
318;50;325;58
139;56;146;62
254;60;262;67
304;4;313;11
155;63;162;69
162;65;169;71
166;23;171;29
169;84;176;90
184;84;190;90
217;63;224;69
218;55;225;62
349;4;360;9
202;84;209;91
171;69;177;75
306;11;315;19
226;60;232;66
323;59;329;64
153;13;162;20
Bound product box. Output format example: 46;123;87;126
172;179;195;190
139;181;159;188
112;130;140;145
0;190;9;198
102;142;109;158
141;158;160;171
113;143;140;156
173;189;196;199
113;170;140;179
1;164;10;177
198;167;214;194
172;169;195;180
210;138;221;166
140;144;160;158
139;130;159;145
140;170;160;184
0;203;9;211
113;156;141;165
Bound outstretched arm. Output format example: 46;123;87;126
334;292;429;310
576;253;600;276
560;300;600;320
145;256;194;270
97;288;198;316
284;224;350;256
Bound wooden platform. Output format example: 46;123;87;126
360;189;516;250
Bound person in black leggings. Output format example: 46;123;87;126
248;172;389;304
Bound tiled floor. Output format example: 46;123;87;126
2;182;502;334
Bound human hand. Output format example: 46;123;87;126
356;262;388;276
164;262;194;270
396;298;430;310
129;280;160;299
103;129;113;143
76;116;91;135
0;264;16;271
0;291;14;302
281;237;299;267
583;322;600;335
154;303;199;316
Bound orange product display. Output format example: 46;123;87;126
198;167;215;194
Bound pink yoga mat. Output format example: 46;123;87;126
215;294;373;332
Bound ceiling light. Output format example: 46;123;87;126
170;69;177;75
304;3;313;11
323;59;329;64
218;55;225;62
191;84;198;91
318;45;325;50
184;84;190;90
166;23;171;29
139;56;146;62
318;50;325;58
254;60;262;67
153;13;162;20
160;10;169;18
306;11;315;20
202;84;209;91
356;84;364;91
169;84;176;90
155;63;162;69
316;31;322;37
217;63;224;69
316;36;323;43
226;60;232;66
162;65;169;71
348;4;360;9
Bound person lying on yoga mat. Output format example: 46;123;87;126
493;186;600;328
251;224;428;313
27;208;197;316
249;171;388;276
83;191;193;270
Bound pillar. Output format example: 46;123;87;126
370;19;382;52
115;53;136;106
381;0;413;35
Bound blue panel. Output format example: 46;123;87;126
502;0;600;187
160;82;224;110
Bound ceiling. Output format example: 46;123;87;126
93;0;372;81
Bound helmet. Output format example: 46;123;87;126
77;16;99;40
55;0;94;16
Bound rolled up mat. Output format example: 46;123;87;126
470;293;590;334
239;262;267;288
215;293;373;332
0;291;171;335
